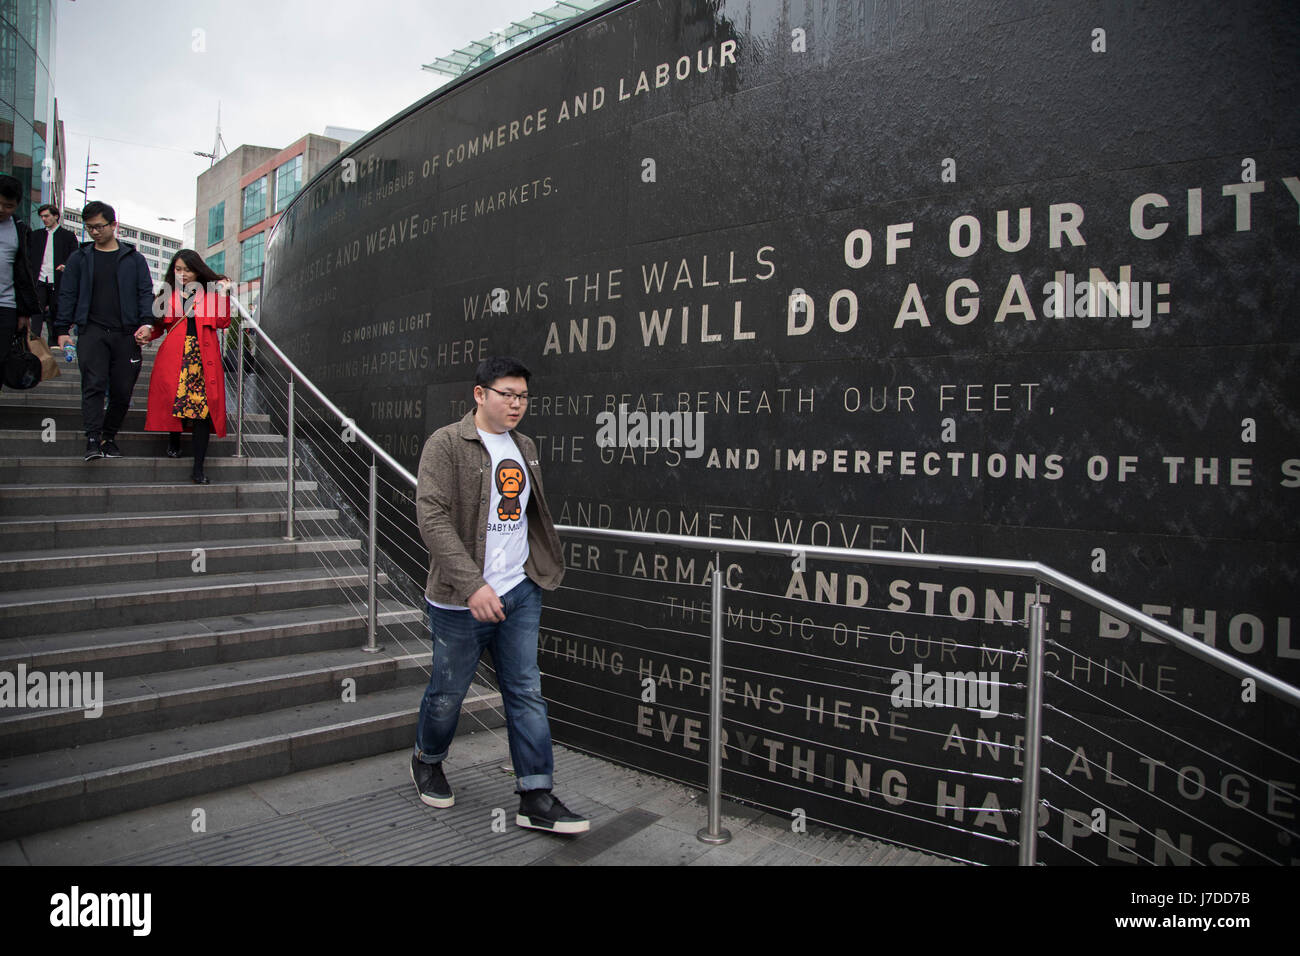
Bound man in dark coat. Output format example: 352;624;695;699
54;201;154;460
27;203;78;345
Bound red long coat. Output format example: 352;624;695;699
143;290;232;437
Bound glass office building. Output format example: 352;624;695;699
0;0;60;221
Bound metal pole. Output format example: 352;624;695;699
363;457;380;652
235;317;245;458
284;378;296;541
697;552;732;845
1018;594;1046;865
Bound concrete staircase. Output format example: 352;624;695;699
0;350;502;841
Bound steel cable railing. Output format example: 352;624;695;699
1047;636;1300;773
223;297;1300;866
543;566;1028;858
547;550;1291;865
217;324;515;746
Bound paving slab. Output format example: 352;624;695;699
581;818;713;866
685;821;777;866
15;731;964;866
19;784;281;865
0;839;29;865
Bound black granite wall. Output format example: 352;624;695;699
260;0;1300;864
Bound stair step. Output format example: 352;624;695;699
0;479;317;516
0;566;390;636
1;601;425;678
0;644;437;756
0;406;276;434
0;455;292;484
0;683;503;840
0;428;282;457
0;536;364;589
0;389;240;407
8;378;155;396
11;365;162;389
0;375;452;841
0;507;338;550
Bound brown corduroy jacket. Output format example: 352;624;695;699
416;410;565;605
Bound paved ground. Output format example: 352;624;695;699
1;730;960;866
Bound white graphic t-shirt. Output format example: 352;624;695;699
479;427;530;596
430;428;530;611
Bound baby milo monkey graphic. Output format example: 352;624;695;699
495;459;525;521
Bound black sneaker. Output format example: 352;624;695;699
84;438;103;461
100;439;123;458
411;755;453;808
517;790;589;834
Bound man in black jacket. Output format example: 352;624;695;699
27;203;78;345
54;201;154;460
0;175;41;388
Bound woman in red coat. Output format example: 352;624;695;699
135;250;232;483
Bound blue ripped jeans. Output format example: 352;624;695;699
414;577;553;792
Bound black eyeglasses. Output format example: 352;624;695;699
85;221;114;232
483;385;529;404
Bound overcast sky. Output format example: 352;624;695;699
54;0;560;237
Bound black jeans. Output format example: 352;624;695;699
78;323;142;441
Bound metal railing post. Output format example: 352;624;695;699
363;457;380;652
284;378;296;541
1018;592;1047;865
235;318;245;459
697;552;732;845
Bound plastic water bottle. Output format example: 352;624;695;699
63;343;76;363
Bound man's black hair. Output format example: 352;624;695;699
0;175;22;202
475;355;531;387
37;203;59;218
82;200;116;224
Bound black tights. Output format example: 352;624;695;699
192;417;213;475
170;417;214;474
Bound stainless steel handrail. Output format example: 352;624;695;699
229;298;417;487
230;298;1300;864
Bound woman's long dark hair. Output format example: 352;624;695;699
155;249;226;312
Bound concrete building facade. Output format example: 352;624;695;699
196;133;345;315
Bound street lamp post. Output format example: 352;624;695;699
75;148;100;241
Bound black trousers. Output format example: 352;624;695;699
32;282;56;343
78;323;142;441
0;307;18;388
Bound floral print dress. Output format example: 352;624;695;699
172;294;208;421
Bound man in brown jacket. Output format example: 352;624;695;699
412;356;588;833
